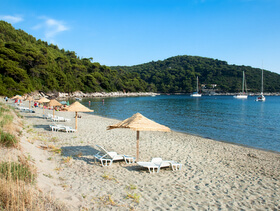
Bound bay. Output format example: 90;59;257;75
73;95;280;153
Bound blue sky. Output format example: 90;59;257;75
1;0;280;74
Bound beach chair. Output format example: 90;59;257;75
137;158;182;173
49;124;66;132
94;145;125;167
62;126;76;133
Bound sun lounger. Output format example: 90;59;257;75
18;106;34;113
49;124;66;132
137;158;182;173
62;126;76;133
94;145;125;167
51;116;71;122
43;113;52;119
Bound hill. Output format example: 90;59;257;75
1;20;280;96
111;56;280;93
0;21;149;97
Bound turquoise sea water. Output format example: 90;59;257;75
75;95;280;153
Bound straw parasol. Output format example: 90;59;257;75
107;112;171;161
47;99;62;118
24;96;34;109
66;101;93;131
37;97;50;115
11;95;24;105
11;95;24;100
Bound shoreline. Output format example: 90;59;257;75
2;100;280;210
18;91;280;101
171;128;280;155
91;113;280;155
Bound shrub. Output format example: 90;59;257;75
0;130;18;147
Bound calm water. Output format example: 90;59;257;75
74;95;280;152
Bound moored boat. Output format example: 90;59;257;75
234;71;248;99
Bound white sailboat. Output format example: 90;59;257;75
234;71;248;99
191;76;202;97
256;68;266;102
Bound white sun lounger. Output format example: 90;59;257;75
49;124;66;132
62;126;76;133
94;145;125;167
137;158;182;173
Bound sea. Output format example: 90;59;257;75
73;95;280;153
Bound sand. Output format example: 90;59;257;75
7;101;280;210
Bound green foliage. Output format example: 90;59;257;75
0;162;35;183
0;130;18;147
1;20;280;95
0;21;149;96
111;56;280;93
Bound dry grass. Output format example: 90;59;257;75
0;103;21;148
0;177;67;210
0;102;67;210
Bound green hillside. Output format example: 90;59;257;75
1;20;280;96
0;21;149;97
111;56;280;93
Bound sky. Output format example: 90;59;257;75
1;0;280;74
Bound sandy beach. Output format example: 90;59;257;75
6;100;280;210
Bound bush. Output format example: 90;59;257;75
0;130;18;147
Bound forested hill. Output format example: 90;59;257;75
0;21;149;97
1;20;280;96
111;56;280;93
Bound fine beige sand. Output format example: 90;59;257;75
11;101;280;210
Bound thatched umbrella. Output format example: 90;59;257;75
11;95;24;104
47;99;62;118
24;96;34;109
11;95;24;100
37;97;50;115
107;113;171;161
66;101;93;131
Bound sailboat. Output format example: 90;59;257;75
233;71;248;99
256;68;266;102
191;76;202;97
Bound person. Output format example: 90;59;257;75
5;96;8;102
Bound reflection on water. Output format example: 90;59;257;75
72;95;280;152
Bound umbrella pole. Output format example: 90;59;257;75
75;111;78;130
136;130;140;161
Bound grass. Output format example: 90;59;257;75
0;130;18;147
0;103;19;147
62;156;72;164
126;193;141;204
0;162;36;183
126;184;137;190
99;194;117;206
102;172;119;183
0;103;67;210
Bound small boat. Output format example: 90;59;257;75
234;71;248;99
256;68;266;102
191;76;202;97
75;98;82;101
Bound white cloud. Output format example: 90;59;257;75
44;18;68;39
0;15;23;23
33;16;69;44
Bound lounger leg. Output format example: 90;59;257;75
157;167;161;173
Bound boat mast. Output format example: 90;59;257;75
261;68;264;94
196;76;199;93
242;71;245;93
